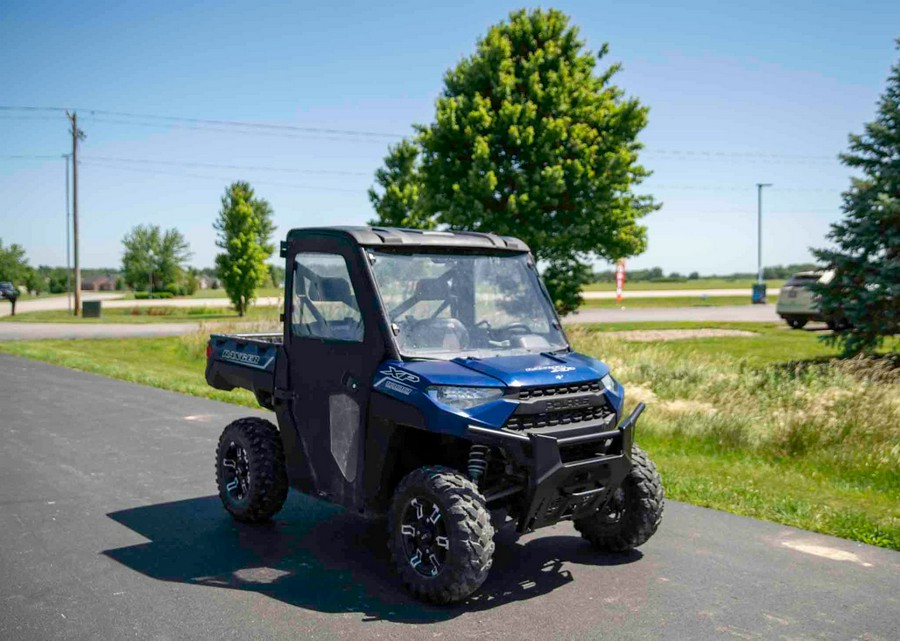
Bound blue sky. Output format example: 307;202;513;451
1;0;897;273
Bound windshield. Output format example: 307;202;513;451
369;250;568;359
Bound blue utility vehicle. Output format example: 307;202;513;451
206;227;664;603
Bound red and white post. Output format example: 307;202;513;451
615;260;626;303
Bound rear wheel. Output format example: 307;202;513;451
388;466;494;604
574;446;664;552
215;417;288;523
786;317;807;329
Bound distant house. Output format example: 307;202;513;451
82;274;118;291
198;275;220;289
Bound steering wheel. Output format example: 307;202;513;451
503;323;533;334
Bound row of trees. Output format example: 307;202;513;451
590;263;821;284
4;180;276;318
118;182;276;314
0;240;70;295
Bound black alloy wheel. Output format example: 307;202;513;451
215;417;289;523
221;441;251;502
400;497;450;577
387;466;494;604
574;446;664;552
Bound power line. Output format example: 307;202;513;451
3;155;845;193
80;155;370;176
0;105;845;161
80;115;398;144
0;153;370;177
0;154;62;160
0;105;404;140
643;149;836;162
77;160;364;194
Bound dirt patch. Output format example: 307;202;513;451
607;328;758;342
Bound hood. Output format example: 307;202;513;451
402;351;609;389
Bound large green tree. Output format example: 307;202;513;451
367;139;434;229
0;239;29;287
121;225;192;293
369;8;658;313
812;42;900;355
214;181;275;316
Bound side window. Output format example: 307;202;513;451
292;252;364;342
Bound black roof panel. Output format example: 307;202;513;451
287;226;530;252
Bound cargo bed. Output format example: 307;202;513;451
205;333;281;409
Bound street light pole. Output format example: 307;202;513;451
756;183;772;285
63;153;71;314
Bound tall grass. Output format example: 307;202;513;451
568;327;900;488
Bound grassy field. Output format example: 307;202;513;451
568;324;898;549
580;295;751;309
583;278;786;292
185;286;282;299
0;305;281;324
0;321;896;550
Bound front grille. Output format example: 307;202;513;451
517;380;602;400
505;403;614;431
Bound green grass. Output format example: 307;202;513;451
184;286;282;299
579;295;752;309
567;324;898;548
1;304;281;324
0;320;896;549
0;333;260;407
583;278;785;292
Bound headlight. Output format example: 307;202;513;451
600;373;618;393
426;386;503;410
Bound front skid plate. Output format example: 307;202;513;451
516;403;642;532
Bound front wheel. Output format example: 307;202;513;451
786;317;807;329
215;417;288;523
388;466;495;604
574;446;664;552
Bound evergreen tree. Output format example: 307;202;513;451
812;41;900;355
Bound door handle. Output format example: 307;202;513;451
342;372;360;392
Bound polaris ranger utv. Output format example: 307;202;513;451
205;226;664;604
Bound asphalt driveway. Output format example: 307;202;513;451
0;355;896;640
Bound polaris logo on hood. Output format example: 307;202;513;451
525;365;575;374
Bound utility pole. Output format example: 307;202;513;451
756;183;772;285
68;112;85;315
63;153;72;314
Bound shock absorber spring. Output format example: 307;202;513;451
467;444;489;484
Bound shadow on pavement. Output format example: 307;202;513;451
103;493;640;623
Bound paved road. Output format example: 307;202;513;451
581;288;780;300
0;305;783;341
5;289;771;316
1;355;896;641
0;321;201;340
0;293;122;318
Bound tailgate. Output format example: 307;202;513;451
205;333;280;406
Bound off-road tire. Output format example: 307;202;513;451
215;417;288;523
574;446;664;552
388;466;495;604
786;318;807;329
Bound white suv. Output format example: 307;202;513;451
776;270;837;329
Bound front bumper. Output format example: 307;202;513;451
467;403;645;533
